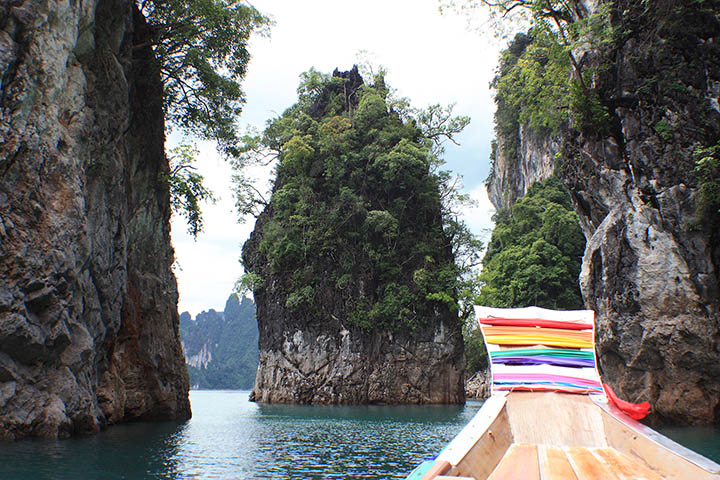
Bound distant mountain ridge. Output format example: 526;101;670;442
180;294;258;389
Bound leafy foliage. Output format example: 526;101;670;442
140;0;270;159
464;325;488;373
477;177;585;309
466;1;616;170
491;30;570;163
240;68;480;331
161;144;215;237
692;141;720;234
180;294;258;389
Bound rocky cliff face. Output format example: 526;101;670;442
488;1;720;424
246;296;464;405
487;125;559;213
0;0;190;439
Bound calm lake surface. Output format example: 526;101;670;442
0;390;481;479
1;390;718;479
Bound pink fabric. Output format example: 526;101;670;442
494;373;602;388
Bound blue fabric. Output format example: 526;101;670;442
405;459;436;480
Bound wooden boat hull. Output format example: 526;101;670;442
408;392;720;480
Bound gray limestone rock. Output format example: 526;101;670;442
0;0;190;439
487;1;720;424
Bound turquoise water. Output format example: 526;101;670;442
1;390;719;479
0;391;482;479
656;424;720;465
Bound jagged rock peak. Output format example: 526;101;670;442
244;67;465;405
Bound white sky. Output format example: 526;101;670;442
171;0;502;317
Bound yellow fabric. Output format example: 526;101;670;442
484;335;593;349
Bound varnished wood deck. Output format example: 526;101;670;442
429;392;720;480
486;443;664;480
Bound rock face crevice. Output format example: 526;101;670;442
487;1;720;424
0;0;190;439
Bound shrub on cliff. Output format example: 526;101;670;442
477;177;585;309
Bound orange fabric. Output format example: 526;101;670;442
603;384;650;420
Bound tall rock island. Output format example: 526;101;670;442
487;1;720;423
243;67;465;404
0;0;190;439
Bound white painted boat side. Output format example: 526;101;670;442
592;395;720;474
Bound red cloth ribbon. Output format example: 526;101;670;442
478;317;592;330
603;383;650;420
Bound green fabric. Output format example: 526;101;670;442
490;348;594;359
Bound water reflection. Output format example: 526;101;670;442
2;391;719;479
0;420;188;479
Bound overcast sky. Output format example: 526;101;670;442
171;0;502;317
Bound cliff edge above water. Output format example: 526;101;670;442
0;0;190;439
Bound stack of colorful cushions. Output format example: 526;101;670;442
476;306;604;395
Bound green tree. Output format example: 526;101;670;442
446;0;614;140
477;177;586;309
140;0;270;158
138;0;270;235
692;141;720;235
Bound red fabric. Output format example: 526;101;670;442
478;317;592;330
603;383;650;420
494;385;598;395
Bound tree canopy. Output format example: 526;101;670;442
138;0;270;237
477;177;586;309
140;0;270;158
239;67;481;331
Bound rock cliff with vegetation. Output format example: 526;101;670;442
1;0;266;439
180;294;258;390
241;67;466;404
484;0;720;424
0;0;191;439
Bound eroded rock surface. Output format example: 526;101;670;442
487;1;720;423
249;318;464;405
0;0;190;439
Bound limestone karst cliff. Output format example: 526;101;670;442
487;0;720;424
180;294;259;390
0;0;190;439
243;68;465;405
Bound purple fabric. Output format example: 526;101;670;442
492;355;595;368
